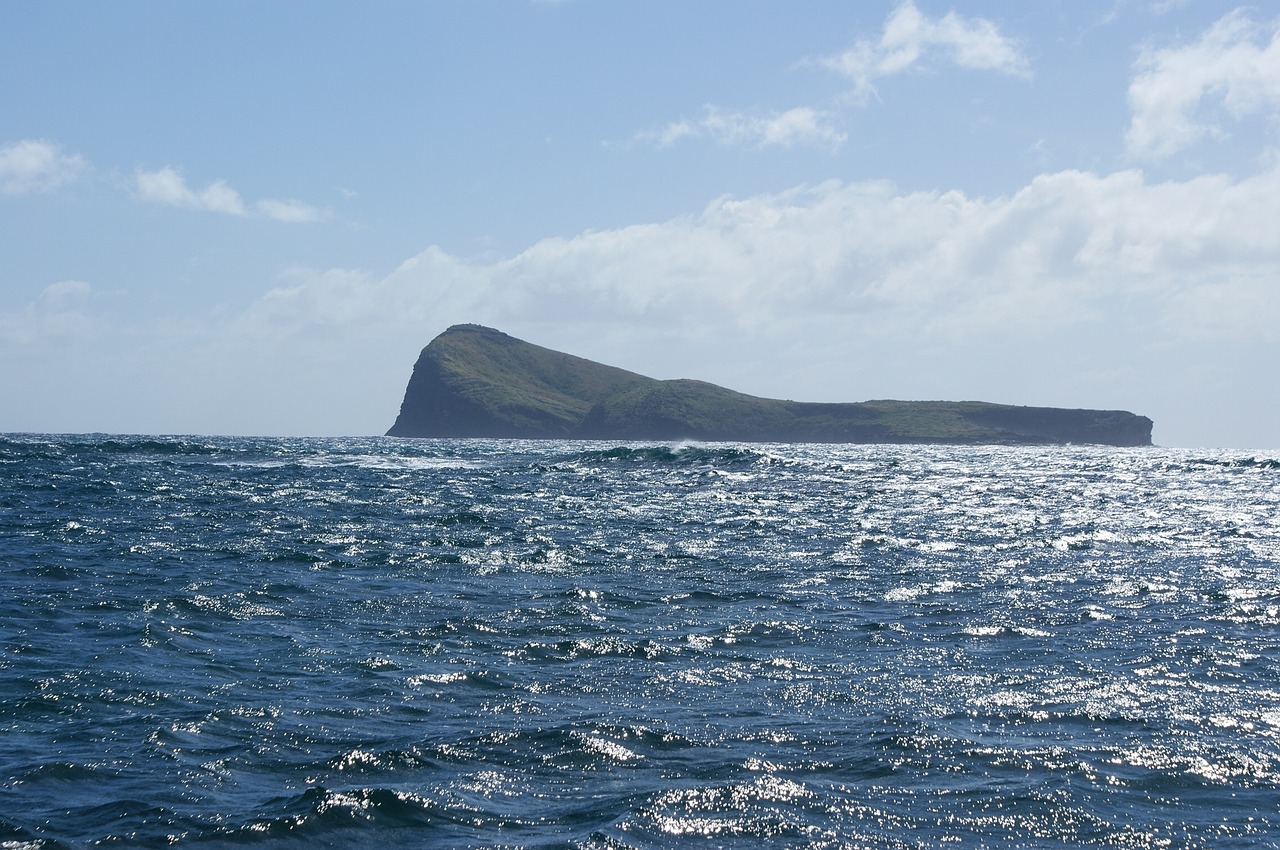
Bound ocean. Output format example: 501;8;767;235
1;434;1277;848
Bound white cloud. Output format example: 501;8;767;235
209;159;1280;444
13;161;1279;442
640;106;846;151
256;198;325;223
1127;9;1280;158
136;166;248;215
135;166;324;222
820;0;1029;102
0;139;86;195
1148;1;1191;13
222;160;1280;444
0;280;95;348
635;2;1024;151
242;161;1280;350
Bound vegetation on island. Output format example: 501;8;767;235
386;325;1154;446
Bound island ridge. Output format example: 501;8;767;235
387;325;1154;446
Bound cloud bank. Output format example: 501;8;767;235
157;150;1263;444
245;163;1279;346
8;152;1275;441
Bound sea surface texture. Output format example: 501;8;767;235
2;435;1278;848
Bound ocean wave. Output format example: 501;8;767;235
4;437;1279;847
556;443;771;468
1187;455;1280;471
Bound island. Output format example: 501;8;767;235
386;325;1154;446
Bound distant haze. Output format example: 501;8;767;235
3;2;1278;447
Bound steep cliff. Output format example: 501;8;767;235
387;325;1154;446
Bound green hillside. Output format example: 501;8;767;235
387;325;1153;446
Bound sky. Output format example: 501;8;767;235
3;1;1279;448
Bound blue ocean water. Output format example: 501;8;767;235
1;435;1278;848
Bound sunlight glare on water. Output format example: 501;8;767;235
0;435;1277;847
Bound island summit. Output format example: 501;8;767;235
387;325;1153;446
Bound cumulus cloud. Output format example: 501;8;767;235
0;139;86;195
639;106;847;151
819;0;1029;102
135;166;324;221
242;161;1280;349
634;2;1024;151
136;166;248;215
1127;9;1280;158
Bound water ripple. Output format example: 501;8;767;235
1;436;1277;847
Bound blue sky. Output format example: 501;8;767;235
3;1;1278;447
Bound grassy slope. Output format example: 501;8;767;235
423;325;652;432
390;325;1153;445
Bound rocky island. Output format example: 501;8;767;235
387;325;1154;446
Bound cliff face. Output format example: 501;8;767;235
387;325;1154;446
387;325;649;438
